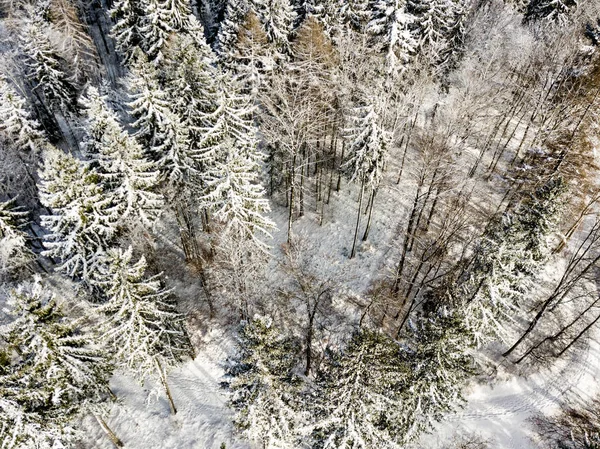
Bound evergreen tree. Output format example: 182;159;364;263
407;0;455;63
138;0;193;62
524;0;577;26
311;329;408;449
126;51;195;185
111;0;193;62
20;16;75;109
0;278;111;447
225;11;276;95
199;78;275;249
367;0;418;76
110;0;144;62
0;77;45;153
81;87;163;227
343;104;388;257
339;0;370;31
216;0;251;55
402;311;475;442
163;31;221;151
252;0;296;49
38;147;119;280
449;178;565;346
0;198;32;277
96;247;190;387
226;315;304;449
3;278;111;417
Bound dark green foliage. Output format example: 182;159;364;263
524;0;577;26
0;278;112;445
226;315;304;448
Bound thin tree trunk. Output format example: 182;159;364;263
155;358;177;415
336;142;345;192
362;187;377;241
350;181;365;259
94;414;124;448
287;153;297;243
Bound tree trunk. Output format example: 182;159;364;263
362;187;377;242
94;414;124;448
287;153;297;243
350;181;365;259
155;358;177;415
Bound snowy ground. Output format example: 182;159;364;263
80;329;600;449
80;328;250;449
423;334;600;448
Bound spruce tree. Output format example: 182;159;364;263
96;247;191;412
252;0;296;49
0;198;32;277
138;0;193;62
367;0;417;76
524;0;577;26
0;277;111;447
216;0;251;56
402;311;475;442
407;0;455;63
110;0;144;62
81;87;163;227
38;147;119;281
311;329;408;449
126;51;195;185
0;77;45;153
226;315;304;449
343;104;388;257
20;16;75;109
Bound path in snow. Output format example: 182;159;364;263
421;336;600;448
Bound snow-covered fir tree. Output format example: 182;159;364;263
2;277;111;416
407;0;456;63
227;315;304;449
311;328;408;449
344;104;388;192
0;277;111;447
512;177;565;274
449;177;565;346
163;31;221;149
343;103;388;257
111;0;193;62
96;247;190;383
339;0;371;31
453;214;528;346
199;78;275;249
216;0;251;55
125;50;195;185
110;0;144;62
127;49;173;151
19;16;75;109
401;310;475;442
0;397;64;449
252;0;296;49
0;77;46;153
0;198;32;277
81;86;163;227
524;0;577;25
367;0;418;76
38;146;119;280
138;0;193;62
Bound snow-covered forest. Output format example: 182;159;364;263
2;0;600;447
